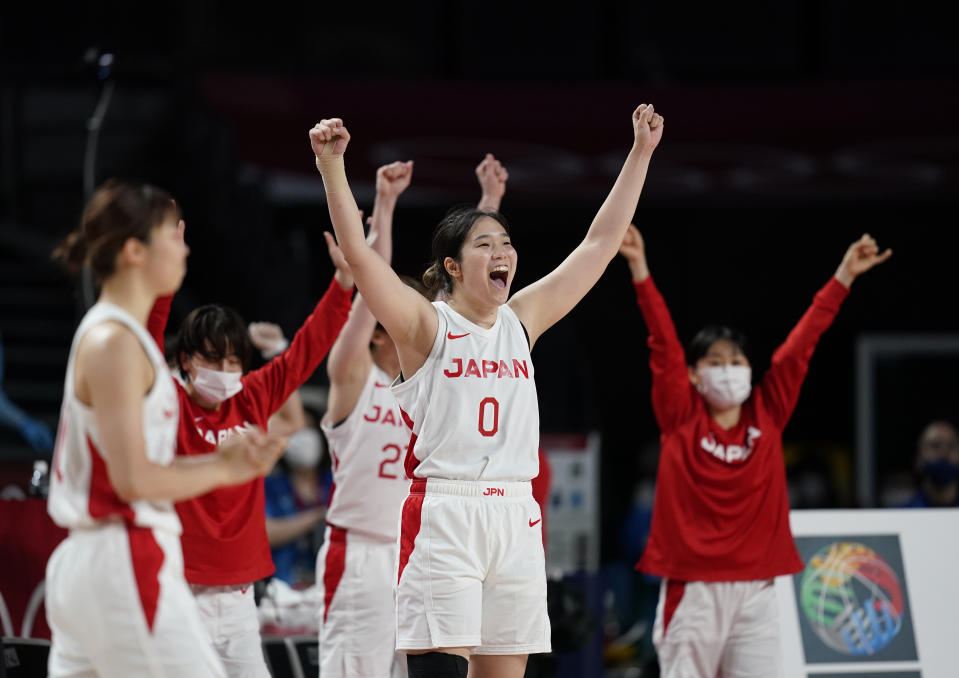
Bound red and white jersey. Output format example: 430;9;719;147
48;302;181;534
390;302;539;482
321;364;411;540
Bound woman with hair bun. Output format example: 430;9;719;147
310;105;664;678
45;180;286;678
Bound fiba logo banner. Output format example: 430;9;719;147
792;535;918;665
800;542;902;655
778;511;959;677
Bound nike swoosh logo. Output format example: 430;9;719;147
529;518;541;528
163;410;176;418
447;332;469;340
374;382;390;388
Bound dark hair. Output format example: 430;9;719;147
172;304;253;379
52;179;180;284
687;325;749;366
421;206;511;298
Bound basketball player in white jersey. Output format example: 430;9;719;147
46;180;286;678
310;106;664;678
317;156;509;678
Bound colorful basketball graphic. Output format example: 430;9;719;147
799;542;905;656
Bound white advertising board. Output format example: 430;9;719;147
776;509;959;678
542;432;601;574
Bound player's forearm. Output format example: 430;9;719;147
265;508;325;547
146;294;174;353
634;278;682;349
113;453;229;503
327;294;378;381
586;149;653;255
770;277;848;367
369;192;396;264
318;156;372;264
628;258;650;282
268;391;306;437
332;197;382;272
302;280;353;355
634;278;691;391
254;279;353;410
477;193;502;212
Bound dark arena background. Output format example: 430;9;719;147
1;3;957;677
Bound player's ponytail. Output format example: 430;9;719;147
422;261;449;299
52;180;180;284
51;229;88;276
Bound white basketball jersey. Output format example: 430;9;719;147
390;302;539;482
48;302;181;534
321;364;411;540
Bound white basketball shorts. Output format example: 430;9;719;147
191;583;270;678
45;523;226;678
316;525;406;678
395;478;551;655
653;578;784;678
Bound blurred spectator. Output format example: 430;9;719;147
902;420;959;508
0;332;54;452
264;403;331;587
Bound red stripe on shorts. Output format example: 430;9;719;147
403;434;419;480
322;526;348;623
399;408;420;480
87;436;135;523
397;489;425;584
127;527;165;632
662;579;686;639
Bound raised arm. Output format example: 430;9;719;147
268;391;307;437
367;160;413;264
146;219;185;353
324;160;413;423
147;295;173;354
325;162;410;380
245;322;307;435
74;324;286;503
242;236;354;419
509;104;664;346
760;234;891;427
618;224;697;432
311;119;437;377
476;153;508;212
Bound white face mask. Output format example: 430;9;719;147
191;363;243;403
696;365;752;410
285;427;322;469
